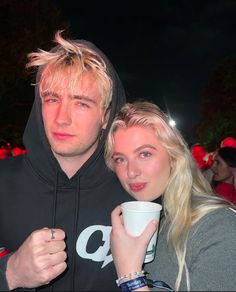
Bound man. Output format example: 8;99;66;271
0;31;130;291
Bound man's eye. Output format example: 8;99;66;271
43;97;59;103
76;102;90;108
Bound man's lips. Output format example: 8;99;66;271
129;183;146;192
53;132;74;140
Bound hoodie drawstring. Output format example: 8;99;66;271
47;173;79;291
52;172;59;228
71;177;80;290
49;172;59;292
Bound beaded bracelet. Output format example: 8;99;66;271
116;270;146;287
119;276;147;291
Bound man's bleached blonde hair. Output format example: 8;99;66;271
105;101;234;291
26;30;112;111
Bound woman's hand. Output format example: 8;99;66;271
110;205;157;278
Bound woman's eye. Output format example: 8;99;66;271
113;157;125;164
140;151;151;158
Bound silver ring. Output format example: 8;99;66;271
51;229;55;240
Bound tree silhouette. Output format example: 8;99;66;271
0;0;70;145
195;56;236;151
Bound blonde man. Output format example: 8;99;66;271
0;31;130;291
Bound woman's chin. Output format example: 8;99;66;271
131;193;155;202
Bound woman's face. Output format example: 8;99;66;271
112;126;171;201
212;153;233;184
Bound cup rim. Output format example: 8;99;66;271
121;201;162;212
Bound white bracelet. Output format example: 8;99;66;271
116;270;146;287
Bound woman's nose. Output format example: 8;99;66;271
127;161;141;179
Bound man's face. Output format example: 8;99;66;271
41;71;107;162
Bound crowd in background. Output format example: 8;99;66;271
1;136;236;205
0;142;26;158
191;136;236;205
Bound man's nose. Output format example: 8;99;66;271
55;102;72;125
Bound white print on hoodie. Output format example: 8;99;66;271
76;225;112;268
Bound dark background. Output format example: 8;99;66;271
0;0;235;149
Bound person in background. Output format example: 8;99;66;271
11;145;27;156
220;136;236;149
0;142;11;159
105;101;236;291
211;146;236;205
0;147;10;159
190;144;212;170
190;143;214;182
0;30;130;291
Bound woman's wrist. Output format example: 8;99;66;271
116;270;146;286
116;270;149;291
117;264;143;278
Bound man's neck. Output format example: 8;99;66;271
53;153;91;179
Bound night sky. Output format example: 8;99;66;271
52;0;236;143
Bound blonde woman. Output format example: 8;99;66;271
105;101;236;291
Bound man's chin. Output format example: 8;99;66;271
52;148;77;158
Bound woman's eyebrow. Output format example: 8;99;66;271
134;145;157;153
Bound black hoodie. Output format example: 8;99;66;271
0;40;131;291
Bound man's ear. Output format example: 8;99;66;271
102;108;110;129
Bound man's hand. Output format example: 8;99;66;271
6;228;67;290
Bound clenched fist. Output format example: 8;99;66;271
6;228;67;289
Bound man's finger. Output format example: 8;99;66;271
42;228;66;242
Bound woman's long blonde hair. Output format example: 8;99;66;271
105;101;234;290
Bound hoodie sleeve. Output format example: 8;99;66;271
0;254;11;291
0;254;36;291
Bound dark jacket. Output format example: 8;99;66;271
0;40;130;291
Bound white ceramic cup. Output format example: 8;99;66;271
121;201;162;263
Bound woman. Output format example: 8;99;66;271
211;146;236;204
105;101;236;291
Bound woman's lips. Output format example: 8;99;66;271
129;183;146;192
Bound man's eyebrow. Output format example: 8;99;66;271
41;91;59;98
73;95;97;104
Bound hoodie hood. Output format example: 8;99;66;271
23;39;126;186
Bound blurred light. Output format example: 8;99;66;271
169;119;176;127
